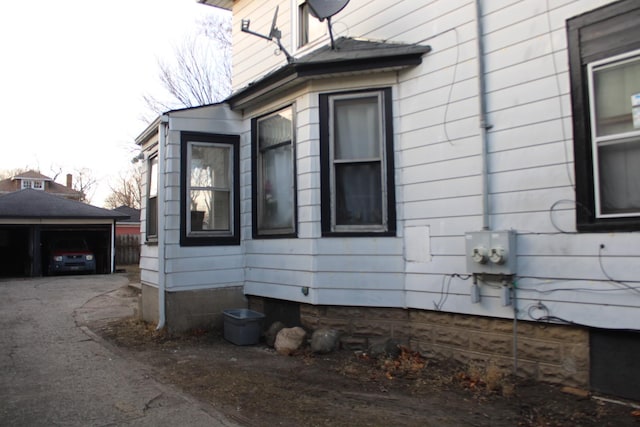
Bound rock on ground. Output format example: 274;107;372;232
274;326;306;355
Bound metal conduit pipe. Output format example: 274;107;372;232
475;0;520;375
156;115;169;331
474;0;491;231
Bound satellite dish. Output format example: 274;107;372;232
307;0;350;21
307;0;350;49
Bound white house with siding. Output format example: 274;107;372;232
137;0;640;399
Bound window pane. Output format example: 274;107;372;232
298;2;325;47
261;145;294;229
147;197;158;236
190;189;230;231
149;158;158;197
259;110;292;148
598;138;640;215
190;145;229;188
335;163;382;225
257;107;294;233
334;97;380;160
147;156;158;237
593;56;640;136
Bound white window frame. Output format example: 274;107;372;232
21;179;44;190
587;48;640;218
328;91;389;233
186;141;234;237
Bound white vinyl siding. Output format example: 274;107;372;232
225;0;640;330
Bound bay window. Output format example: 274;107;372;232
252;106;296;237
320;88;396;236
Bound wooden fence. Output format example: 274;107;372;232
115;234;140;266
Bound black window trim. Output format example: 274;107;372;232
180;131;240;246
319;87;397;237
251;104;298;239
567;0;640;232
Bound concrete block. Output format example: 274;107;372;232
517;338;563;364
469;333;512;357
140;284;159;324
165;286;246;333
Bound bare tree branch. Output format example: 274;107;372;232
142;11;232;119
72;168;97;204
104;164;143;210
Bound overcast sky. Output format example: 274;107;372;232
0;0;224;206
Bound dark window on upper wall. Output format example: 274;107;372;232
298;0;325;48
319;87;396;237
252;106;297;238
567;0;640;232
180;132;240;246
146;155;158;241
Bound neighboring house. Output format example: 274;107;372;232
0;189;128;276
0;170;83;200
137;0;640;400
113;206;141;236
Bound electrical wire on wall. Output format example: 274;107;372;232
432;273;472;311
544;0;575;190
548;199;593;234
412;27;461;146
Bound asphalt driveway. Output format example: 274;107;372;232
0;273;238;426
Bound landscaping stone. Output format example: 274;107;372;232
310;328;341;353
265;321;286;347
274;327;307;355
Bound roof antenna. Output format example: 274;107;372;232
307;0;351;50
241;6;293;63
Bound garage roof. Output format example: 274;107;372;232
0;189;129;220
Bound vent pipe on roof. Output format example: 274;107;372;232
66;174;73;189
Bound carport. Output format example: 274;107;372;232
0;189;128;277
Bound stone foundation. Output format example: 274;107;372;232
248;297;589;388
140;283;247;333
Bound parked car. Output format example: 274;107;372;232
48;238;96;275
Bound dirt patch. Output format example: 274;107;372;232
91;316;639;427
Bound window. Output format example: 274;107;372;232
319;88;396;236
180;132;240;246
297;0;325;48
568;0;640;231
21;179;44;190
589;52;640;217
252;106;296;237
146;156;158;240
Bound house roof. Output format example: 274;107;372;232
0;189;128;220
227;37;431;109
197;0;233;11
11;170;52;181
113;206;140;223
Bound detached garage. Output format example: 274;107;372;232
0;189;128;278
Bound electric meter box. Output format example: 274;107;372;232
465;230;517;275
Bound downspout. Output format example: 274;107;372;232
475;0;491;231
156;115;169;330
